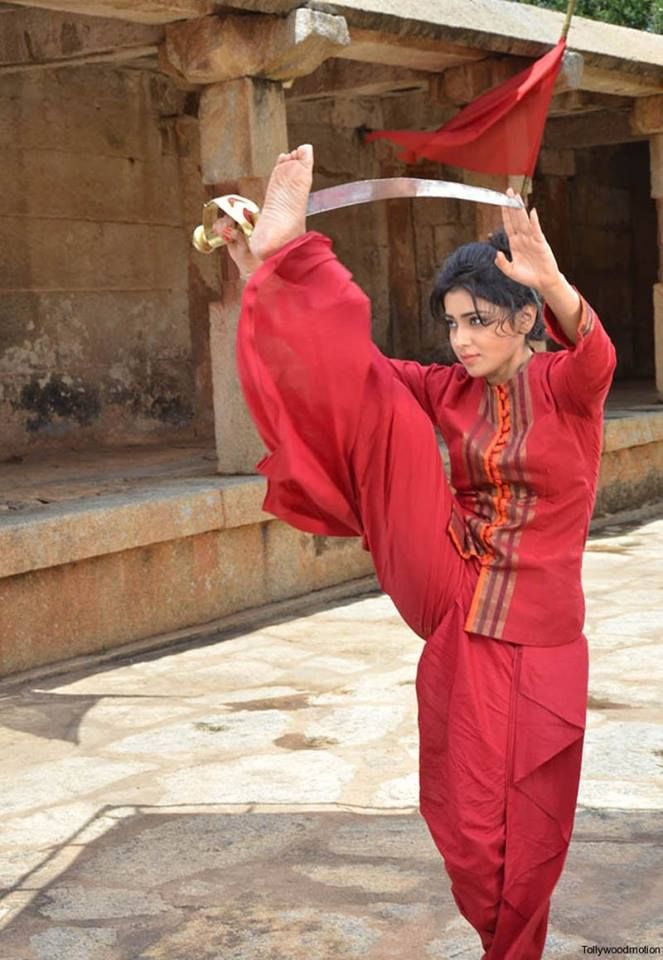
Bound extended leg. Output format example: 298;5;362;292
238;231;469;638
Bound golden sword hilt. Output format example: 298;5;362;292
191;194;261;254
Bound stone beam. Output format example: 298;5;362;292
434;50;583;106
651;135;663;200
0;8;162;73
632;96;663;135
579;64;663;98
163;9;350;85
0;46;159;74
548;91;631;118
0;0;214;25
286;58;430;102
544;109;646;150
337;27;484;73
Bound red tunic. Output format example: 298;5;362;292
388;293;616;645
238;230;616;648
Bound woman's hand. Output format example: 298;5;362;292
495;188;563;297
498;188;582;342
212;214;263;279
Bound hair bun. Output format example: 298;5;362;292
488;228;512;261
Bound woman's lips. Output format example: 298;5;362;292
460;354;480;363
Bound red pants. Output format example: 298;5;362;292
238;233;588;959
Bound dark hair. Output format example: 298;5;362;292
429;229;546;341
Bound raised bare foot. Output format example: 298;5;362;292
248;144;314;261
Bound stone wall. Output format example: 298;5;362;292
0;66;216;458
533;141;658;381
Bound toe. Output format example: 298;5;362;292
296;143;314;166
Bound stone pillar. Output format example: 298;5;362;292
651;136;663;399
199;77;288;473
632;98;663;399
164;8;349;473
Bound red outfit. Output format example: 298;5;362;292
237;231;616;958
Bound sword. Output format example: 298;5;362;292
192;178;523;253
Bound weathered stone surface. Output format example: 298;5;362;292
0;483;227;580
655;283;663;397
4;0;215;25
632;95;663;136
0;7;162;69
288;58;430;102
537;148;575;178
650;134;663;199
549;90;631;118
164;9;350;85
0;218;188;291
209;298;267;474
339;26;483;72
0;510;375;676
545;109;643;150
199;76;287;182
0;64;207;456
0;148;181;222
437;50;583;107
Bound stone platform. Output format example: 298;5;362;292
1;383;662;677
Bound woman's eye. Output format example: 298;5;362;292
445;320;457;330
470;315;484;326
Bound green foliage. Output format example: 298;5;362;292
514;0;662;32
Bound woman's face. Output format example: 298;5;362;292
442;287;535;385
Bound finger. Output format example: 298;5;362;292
494;250;513;277
509;192;531;235
212;214;236;238
530;206;547;242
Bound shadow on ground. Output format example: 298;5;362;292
0;807;661;960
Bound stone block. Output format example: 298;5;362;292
414;225;436;281
0;503;375;676
0;290;191;372
209;299;266;475
596;441;663;514
442;57;529;106
632;95;663;135
220;476;270;529
262;520;373;603
0;524;270;676
537;148;576;178
0;218;189;292
0;148;182;224
0;68;163;160
164;9;349;85
649;135;663;199
0;484;226;580
199;77;287;183
654;283;663;397
411;197;461;229
434;224;463;263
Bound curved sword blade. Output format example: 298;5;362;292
306;178;523;216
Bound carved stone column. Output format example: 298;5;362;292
633;96;663;399
163;9;349;472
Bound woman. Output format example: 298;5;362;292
215;144;617;959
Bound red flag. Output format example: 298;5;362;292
365;39;565;177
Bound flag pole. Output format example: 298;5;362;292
520;0;577;200
561;0;578;39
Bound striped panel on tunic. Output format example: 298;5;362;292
459;373;537;640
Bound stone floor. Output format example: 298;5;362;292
0;511;662;959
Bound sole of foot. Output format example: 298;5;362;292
249;144;314;262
